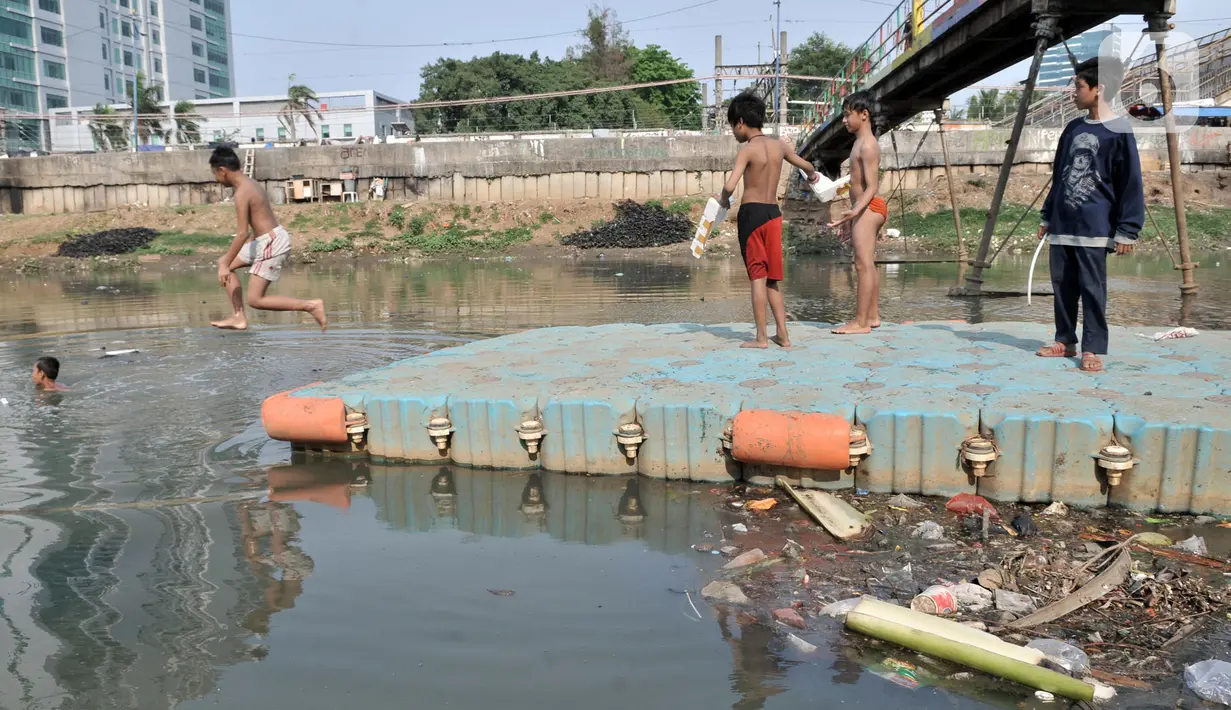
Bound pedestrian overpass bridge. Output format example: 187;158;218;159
798;0;1179;173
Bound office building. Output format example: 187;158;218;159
1038;27;1122;87
0;0;234;151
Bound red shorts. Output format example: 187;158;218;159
737;203;784;281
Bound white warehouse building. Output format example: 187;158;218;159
49;89;411;152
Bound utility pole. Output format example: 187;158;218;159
132;78;139;151
714;35;723;134
774;0;782;134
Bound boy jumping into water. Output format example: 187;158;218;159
1038;57;1143;373
209;146;326;331
718;92;820;349
828;91;887;335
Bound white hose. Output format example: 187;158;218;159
1027;235;1048;306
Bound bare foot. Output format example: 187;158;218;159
832;322;873;335
871;322;882;329
770;335;792;348
211;314;248;330
307;299;327;332
741;339;769;349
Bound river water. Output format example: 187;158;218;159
0;251;1227;710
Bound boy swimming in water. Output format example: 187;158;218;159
32;356;67;391
829;91;887;335
718;91;820;348
209;146;326;331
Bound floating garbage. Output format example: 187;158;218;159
1172;535;1210;557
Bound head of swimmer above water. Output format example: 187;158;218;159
209;146;243;187
727;91;766;144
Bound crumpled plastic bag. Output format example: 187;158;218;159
1026;639;1091;677
747;498;778;512
1186;660;1231;705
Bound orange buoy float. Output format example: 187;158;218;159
261;386;348;445
731;409;852;471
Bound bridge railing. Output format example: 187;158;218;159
798;0;974;140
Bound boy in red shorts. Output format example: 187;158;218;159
718;92;820;348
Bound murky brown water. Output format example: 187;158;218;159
0;252;1227;710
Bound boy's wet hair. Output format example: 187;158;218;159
36;356;59;381
209;146;242;172
727;91;766;129
1075;57;1125;101
843;91;873;116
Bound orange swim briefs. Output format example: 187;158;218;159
868;196;889;221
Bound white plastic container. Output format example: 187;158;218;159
691;197;729;258
801;169;852;203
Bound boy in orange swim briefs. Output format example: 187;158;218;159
717;92;821;348
828;91;885;335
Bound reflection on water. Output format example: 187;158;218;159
0;252;1227;339
0;252;1222;709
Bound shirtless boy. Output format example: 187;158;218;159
718;92;820;349
829;91;887;335
209;146;326;331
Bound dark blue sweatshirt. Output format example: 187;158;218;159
1041;117;1145;249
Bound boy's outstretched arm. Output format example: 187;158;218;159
218;193;251;286
782;141;820;182
718;148;750;207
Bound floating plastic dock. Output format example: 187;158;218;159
262;322;1231;514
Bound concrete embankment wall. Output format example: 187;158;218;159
1;128;1228;216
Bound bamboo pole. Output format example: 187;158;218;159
1150;15;1199;294
846;611;1096;701
936;107;966;269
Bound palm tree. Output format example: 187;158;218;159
132;72;167;145
278;74;322;142
87;103;129;151
966;89;1002;122
172;100;201;145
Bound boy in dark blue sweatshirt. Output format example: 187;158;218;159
1038;57;1145;373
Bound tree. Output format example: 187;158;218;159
627;44;701;129
789;33;854;102
572;5;631;82
279;74;322;142
966;88;1004;122
172;101;201;145
132;72;166;145
87;104;129;151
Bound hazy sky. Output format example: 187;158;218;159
229;0;1231;107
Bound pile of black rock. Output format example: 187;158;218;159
560;200;692;249
56;228;159;257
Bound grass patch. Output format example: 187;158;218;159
133;231;233;256
388;205;406;230
901;203;1036;249
1140;204;1231;250
308;236;353;253
173;205;196;215
288;213;314;231
665;198;702;216
538;210;556;224
346;219;382;240
451;203;472;222
393;225;533;254
29;231;72;245
406;213;430;237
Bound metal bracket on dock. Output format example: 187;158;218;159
427;416;454;453
1094;445;1136;487
849;427;871;470
615;423;646;460
344;411;369;450
516;419;546;455
960;435;999;477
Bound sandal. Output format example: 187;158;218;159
1080;353;1104;373
1037;342;1077;358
